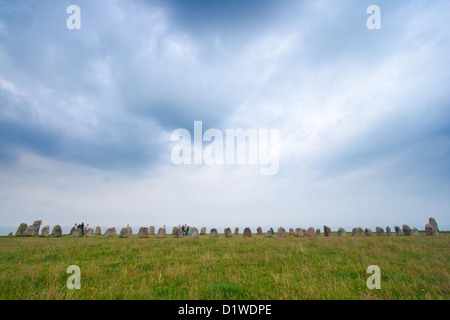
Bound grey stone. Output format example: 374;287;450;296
234;227;239;235
278;227;287;238
210;228;218;238
191;227;199;238
52;225;62;237
289;228;295;236
264;231;273;237
295;228;304;237
364;228;373;236
138;227;149;238
103;228;116;237
306;227;316;237
200;227;206;235
71;228;82;237
119;228;129;238
40;225;50;237
15;223;28;236
243;227;253;238
316;229;320;235
269;228;274;235
224;228;232;238
257;226;263;234
8;232;13;236
149;226;155;235
425;224;438;236
156;227;166;238
394;226;404;236
23;220;42;236
324;225;331;237
337;228;347;237
429;217;439;235
411;228;420;236
402;225;412;236
376;227;385;236
352;227;364;237
173;227;182;238
85;228;94;237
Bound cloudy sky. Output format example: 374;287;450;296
1;0;449;233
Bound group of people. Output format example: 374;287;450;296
73;222;88;236
179;224;190;236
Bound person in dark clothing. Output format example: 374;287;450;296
80;222;85;236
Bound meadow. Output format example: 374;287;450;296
0;232;448;300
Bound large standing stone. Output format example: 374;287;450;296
402;225;412;236
386;226;392;236
428;218;439;235
156;227;166;238
268;228;274;235
138;227;149;238
8;232;13;236
306;227;316;237
149;226;155;235
324;226;331;237
295;228;304;237
224;228;232;238
425;224;438;236
103;228;116;237
364;228;373;236
278;227;287;238
264;231;273;237
172;226;177;235
173;227;182;238
411;228;420;236
71;228;82;237
243;227;253;238
40;225;50;237
257;226;263;235
127;226;132;235
376;227;385;236
289;228;295;236
15;223;28;236
394;226;404;236
52;225;62;237
352;227;364;237
119;228;129;238
85;228;94;237
94;226;101;235
200;227;206;235
23;220;42;236
234;227;239;235
316;229;320;235
337;228;347;237
210;228;218;238
191;227;199;238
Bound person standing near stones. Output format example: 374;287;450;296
186;225;189;237
80;222;85;236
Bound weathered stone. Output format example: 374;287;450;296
172;226;177;235
149;226;155;235
243;227;253;238
234;227;239;235
278;227;287;238
190;227;199;238
156;227;166;238
429;217;439;235
289;228;295;236
52;225;62;237
210;228;218;238
324;225;331;237
385;226;392;236
411;228;420;236
295;228;304;237
119;228;129;238
316;229;320;235
138;227;149;238
93;226;101;235
352;227;364;236
40;225;50;237
394;226;404;236
257;226;263;234
224;228;232;238
425;224;438;236
402;224;412;236
306;227;316;237
85;228;94;237
71;228;82;237
23;220;42;236
264;231;273;237
8;232;13;236
15;223;28;236
376;227;385;236
200;227;206;235
127;226;132;235
103;228;116;237
364;228;373;236
269;228;274;235
337;228;347;237
173;227;182;238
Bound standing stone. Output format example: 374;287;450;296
103;228;116;237
224;228;232;238
234;227;239;235
364;228;373;236
386;226;392;236
85;228;94;237
210;228;218;238
119;228;129;238
149;226;155;235
289;228;295;236
127;226;132;235
200;227;206;235
172;226;177;235
425;224;438;236
257;226;263;235
191;227;199;238
156;227;166;238
243;227;253;238
394;226;404;236
23;220;42;236
376;227;385;236
352;227;364;236
337;228;347;237
429;218;439;235
324;226;331;237
295;228;304;237
71;228;82;237
138;227;149;238
52;225;62;237
306;227;316;237
15;223;28;236
8;232;13;236
402;225;412;236
94;226;102;235
316;229;320;235
264;231;273;237
268;228;274;235
40;225;50;237
278;227;287;238
173;227;182;238
411;228;420;236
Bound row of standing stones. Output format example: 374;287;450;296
10;218;440;238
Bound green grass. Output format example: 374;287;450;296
0;233;449;300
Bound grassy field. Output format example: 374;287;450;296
0;232;448;300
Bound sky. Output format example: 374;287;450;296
0;0;449;234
